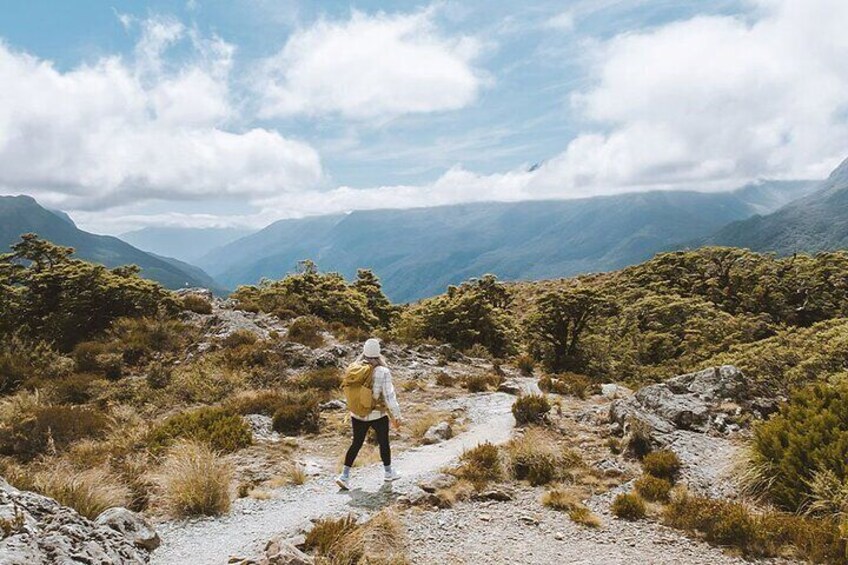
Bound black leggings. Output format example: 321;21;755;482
344;416;391;467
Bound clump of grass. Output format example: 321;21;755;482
47;373;100;404
463;374;489;393
539;373;596;399
157;441;233;517
145;362;172;390
287;316;325;348
511;394;551;425
514;354;535;376
634;474;673;502
73;341;105;372
611;492;646;520
0;405;109;461
182;294;213;314
408;411;451;443
148;406;252;455
286;464;307;486
296;367;341;391
168;360;247;404
542;485;601;527
506;428;580;486
455;442;503;488
434;371;455;387
642;449;681;481
330;509;408;564
625;418;654;458
221;329;258;348
435;479;475;507
304;515;359;555
228;389;287;416
33;464;131;519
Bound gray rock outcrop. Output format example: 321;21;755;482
0;479;156;564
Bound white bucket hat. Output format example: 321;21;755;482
363;338;381;358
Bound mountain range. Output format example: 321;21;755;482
120;226;254;264
0;195;223;292
704;156;848;254
196;180;816;302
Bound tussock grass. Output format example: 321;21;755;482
511;394;550;425
641;449;681;481
611;492;646;520
157;441;233;517
505;428;581;486
34;464;131;519
455;442;503;488
634;474;673;502
542;485;601;527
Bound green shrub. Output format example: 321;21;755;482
97;353;123;380
148;406;252;455
634;474;673;502
0;406;109;461
272;392;321;435
511;394;551;425
641;449;682;481
297;367;341;391
169;361;247;404
463;374;489;393
287;316;325;348
182;294;213;315
663;490;847;561
456;442;503;488
611;493;646;520
73;342;105;372
0;335;72;393
750;381;848;512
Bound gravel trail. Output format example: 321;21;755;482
151;390;518;565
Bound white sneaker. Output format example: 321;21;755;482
384;469;401;482
335;475;350;490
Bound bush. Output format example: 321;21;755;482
0;405;109;461
304;515;359;555
0;335;72;394
456;442;503;488
296;367;341;391
148;406;252;455
157;441;233;517
663;490;847;561
750;381;848;511
222;329;258;349
511;394;551;425
73;341;105;372
539;373;595;399
611;492;646;520
515;354;535;376
96;353;123;380
272;392;321;435
182;294;213;315
33;465;130;520
634;474;673;502
169;361;247;404
641;449;681;481
228;389;287;416
434;371;455;387
47;373;99;404
287;316;325;348
463;374;489;393
146;362;172;389
506;429;578;486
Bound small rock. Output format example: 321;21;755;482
479;513;492;522
497;380;522;395
474;489;513;502
554;532;565;541
418;473;457;493
319;399;346;411
601;383;631;399
422;422;453;445
519;515;540;526
95;507;161;551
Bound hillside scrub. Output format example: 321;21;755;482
231;261;393;330
148;406;252;455
157;441;233;517
748;381;848;512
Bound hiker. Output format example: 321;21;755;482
336;338;402;490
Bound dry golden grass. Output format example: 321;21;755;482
541;485;601;527
408;410;451;443
156;440;233;517
286;463;308;485
33;464;131;519
436;479;475;507
328;509;408;565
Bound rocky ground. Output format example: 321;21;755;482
1;297;794;564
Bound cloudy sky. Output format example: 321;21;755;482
1;0;847;234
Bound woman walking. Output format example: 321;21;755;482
336;338;402;490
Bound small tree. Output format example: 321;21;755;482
524;287;610;372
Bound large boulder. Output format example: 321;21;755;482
609;366;758;440
95;507;160;551
0;479;155;564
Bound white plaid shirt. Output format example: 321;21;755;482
353;366;401;421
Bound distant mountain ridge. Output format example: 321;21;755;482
704;157;848;254
121;226;254;263
199;181;817;302
0;195;224;292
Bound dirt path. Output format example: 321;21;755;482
151;390;520;564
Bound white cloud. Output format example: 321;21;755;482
0;18;322;211
255;9;485;120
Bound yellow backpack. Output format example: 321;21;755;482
343;363;381;418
